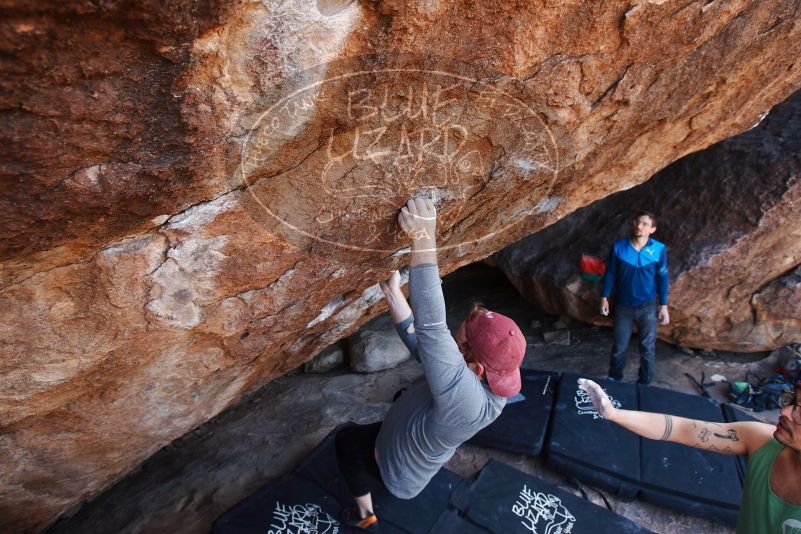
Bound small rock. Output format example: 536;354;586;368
678;345;695;355
347;314;411;373
558;315;572;325
529;319;542;329
304;344;345;373
553;320;568;330
542;330;571;346
700;349;716;358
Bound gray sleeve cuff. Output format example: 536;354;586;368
394;313;420;362
408;263;447;330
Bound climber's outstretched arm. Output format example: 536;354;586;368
578;378;774;457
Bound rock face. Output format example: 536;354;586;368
2;0;801;530
495;90;801;352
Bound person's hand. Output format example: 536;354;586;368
398;197;437;243
379;270;401;296
658;305;670;325
578;378;618;421
600;297;610;316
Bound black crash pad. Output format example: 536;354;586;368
293;423;463;534
639;386;742;527
469;369;559;455
212;474;344;534
545;373;641;499
428;510;490;534
450;459;652;534
214;424;461;534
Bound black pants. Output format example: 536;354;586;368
334;422;383;497
608;300;658;384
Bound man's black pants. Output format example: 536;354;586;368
334;422;383;497
609;299;658;384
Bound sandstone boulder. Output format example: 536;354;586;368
348;314;412;373
2;0;801;530
495;90;801;351
304;343;346;373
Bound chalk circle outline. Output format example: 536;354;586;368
236;55;562;254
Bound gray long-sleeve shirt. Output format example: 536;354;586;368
375;263;506;499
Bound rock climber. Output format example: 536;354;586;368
334;196;526;531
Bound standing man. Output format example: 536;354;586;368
578;377;801;533
334;196;526;531
601;211;669;385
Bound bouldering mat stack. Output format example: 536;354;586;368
215;377;753;532
543;375;749;527
212;421;654;533
469;369;559;455
450;459;652;533
545;372;641;499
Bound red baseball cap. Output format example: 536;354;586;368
464;310;526;397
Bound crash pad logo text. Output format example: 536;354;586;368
512;484;576;534
574;387;621;420
268;502;339;534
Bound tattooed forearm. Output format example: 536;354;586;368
695;424;740;449
714;430;739;441
660;415;673;440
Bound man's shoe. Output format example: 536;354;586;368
342;507;379;531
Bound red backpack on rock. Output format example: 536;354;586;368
580;253;606;284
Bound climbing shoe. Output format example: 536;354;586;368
341;507;378;531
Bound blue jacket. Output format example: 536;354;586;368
602;237;669;307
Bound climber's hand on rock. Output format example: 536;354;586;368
379;270;402;296
398;197;437;243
